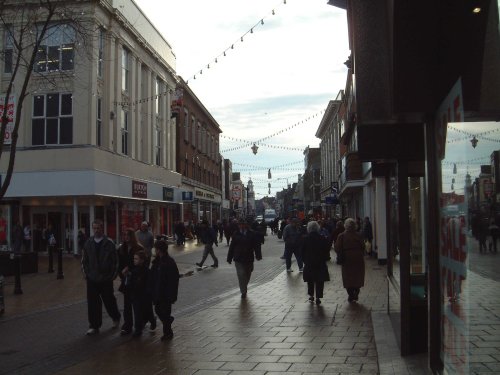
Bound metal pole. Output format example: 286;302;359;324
56;248;64;279
48;246;54;273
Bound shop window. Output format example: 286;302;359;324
121;109;128;155
97;28;104;78
96;97;102;146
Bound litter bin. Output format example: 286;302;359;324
0;274;4;315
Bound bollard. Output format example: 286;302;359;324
56;248;64;279
48;246;54;273
14;254;23;295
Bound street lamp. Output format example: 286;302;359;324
245;186;249;217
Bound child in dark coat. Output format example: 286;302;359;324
128;250;150;337
150;240;179;341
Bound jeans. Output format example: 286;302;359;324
285;246;303;270
235;261;254;294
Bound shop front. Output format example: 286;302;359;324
0;170;181;256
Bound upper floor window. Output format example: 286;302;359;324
191;115;196;148
4;28;13;74
97;28;105;77
154;122;161;166
183;108;189;142
32;93;73;145
121;109;128;155
35;24;75;73
121;48;129;91
155;79;160;115
96;97;102;146
197;122;202;151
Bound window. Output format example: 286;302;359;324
184;108;189;142
121;109;128;155
4;28;13;74
191;116;196;148
97;28;104;77
35;24;75;72
154;122;161;166
32;93;73;145
197;123;202;151
155;79;160;115
184;153;188;175
96;97;102;146
121;48;129;91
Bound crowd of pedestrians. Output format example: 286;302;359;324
81;219;179;342
79;213;374;342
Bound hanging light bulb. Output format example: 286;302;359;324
251;143;259;155
250;28;253;34
471;136;478;148
231;44;234;49
261;19;264;25
453;163;457;174
241;36;243;42
224;51;226;56
272;9;275;15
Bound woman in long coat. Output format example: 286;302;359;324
334;218;365;302
302;221;331;305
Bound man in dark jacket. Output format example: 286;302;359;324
196;220;219;268
282;218;304;272
227;219;262;298
81;219;121;335
150;240;179;341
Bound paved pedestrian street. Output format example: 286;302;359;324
2;243;432;375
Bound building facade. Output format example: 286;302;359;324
172;78;222;225
0;0;181;253
330;1;500;373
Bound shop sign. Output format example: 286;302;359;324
171;88;183;113
182;191;193;201
132;180;147;198
195;189;215;201
163;187;174;201
232;187;241;200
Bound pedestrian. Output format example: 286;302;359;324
196;220;219;268
302;221;331;305
224;219;236;245
362;217;373;256
150;240;179;341
334;218;365;303
218;220;224;242
174;221;185;246
118;228;156;335
227;218;262;298
121;250;151;337
12;220;23;253
23;223;31;252
282;218;304;272
488;217;499;253
81;219;121;335
136;221;154;264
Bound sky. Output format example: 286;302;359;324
134;0;350;198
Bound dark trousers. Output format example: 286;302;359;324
199;244;218;266
285;246;303;270
307;281;325;299
86;280;121;329
124;291;155;331
155;301;173;335
346;287;360;299
235;261;253;294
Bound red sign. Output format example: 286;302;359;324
132;180;147;198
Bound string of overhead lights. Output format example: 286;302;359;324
221;109;324;146
185;0;289;84
111;1;291;108
442;155;489;165
233;160;302;169
447;124;500;137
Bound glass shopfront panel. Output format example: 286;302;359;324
439;120;500;374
